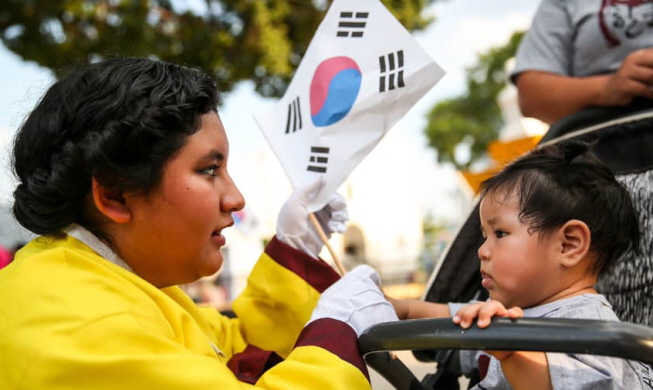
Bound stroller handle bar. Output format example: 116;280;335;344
359;317;653;365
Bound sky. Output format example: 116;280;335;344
0;0;542;209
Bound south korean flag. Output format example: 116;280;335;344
254;0;445;211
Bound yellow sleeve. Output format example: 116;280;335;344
231;236;340;358
19;311;369;390
226;237;372;388
258;345;371;390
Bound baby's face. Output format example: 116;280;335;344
477;191;564;309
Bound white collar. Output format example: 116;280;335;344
66;224;134;273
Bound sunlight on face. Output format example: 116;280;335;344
477;190;562;308
118;112;245;288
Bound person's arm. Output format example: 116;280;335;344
198;238;371;389
231;177;349;355
517;48;653;124
494;351;551;390
454;300;552;390
24;307;371;390
231;236;340;358
386;297;449;320
517;71;612;124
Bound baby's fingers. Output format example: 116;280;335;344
453;300;512;329
475;301;510;328
453;302;485;328
477;305;524;328
505;306;524;319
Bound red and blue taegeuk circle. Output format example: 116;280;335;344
309;56;362;127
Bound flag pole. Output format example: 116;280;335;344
309;213;346;276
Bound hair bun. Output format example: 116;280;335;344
560;139;591;163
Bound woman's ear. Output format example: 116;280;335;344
91;178;131;224
558;220;591;268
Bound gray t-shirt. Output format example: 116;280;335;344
450;294;652;389
512;0;653;80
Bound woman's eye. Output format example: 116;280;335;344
200;165;220;177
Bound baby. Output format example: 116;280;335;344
391;140;649;389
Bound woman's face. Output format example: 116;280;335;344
117;112;245;288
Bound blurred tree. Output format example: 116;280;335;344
417;212;451;277
423;31;524;170
0;0;437;98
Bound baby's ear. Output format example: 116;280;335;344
558;220;591;268
91;178;132;224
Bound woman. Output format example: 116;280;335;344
0;58;396;389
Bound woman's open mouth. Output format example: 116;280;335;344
211;230;226;246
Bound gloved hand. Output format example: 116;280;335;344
276;176;349;258
307;264;399;337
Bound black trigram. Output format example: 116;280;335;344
307;146;330;173
379;50;405;93
285;96;302;134
337;11;369;38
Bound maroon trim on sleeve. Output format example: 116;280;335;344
227;345;284;384
265;236;340;293
295;318;370;381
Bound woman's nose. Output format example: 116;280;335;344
222;174;245;212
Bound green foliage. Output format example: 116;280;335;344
423;31;524;170
422;212;448;244
0;0;437;98
418;212;452;275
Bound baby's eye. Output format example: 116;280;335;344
494;230;507;238
200;165;220;177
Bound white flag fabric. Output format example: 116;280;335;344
254;0;445;212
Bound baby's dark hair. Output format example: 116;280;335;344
479;140;640;274
12;58;219;240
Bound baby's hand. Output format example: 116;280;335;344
452;300;523;329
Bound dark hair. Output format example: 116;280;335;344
12;58;219;241
479;140;640;274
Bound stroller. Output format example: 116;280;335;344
359;99;653;390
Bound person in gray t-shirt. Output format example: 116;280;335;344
510;0;653;124
390;140;650;389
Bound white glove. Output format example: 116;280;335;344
307;265;399;337
276;176;349;258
